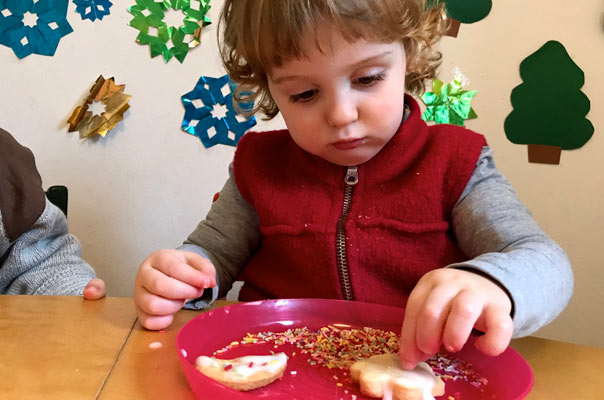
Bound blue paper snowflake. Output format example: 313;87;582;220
181;75;257;148
73;0;112;22
0;0;73;58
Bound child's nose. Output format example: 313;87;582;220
326;94;358;128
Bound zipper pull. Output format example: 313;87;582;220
344;166;358;186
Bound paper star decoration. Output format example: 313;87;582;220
73;0;113;22
181;75;257;148
0;0;73;59
421;78;478;126
128;0;211;63
67;75;131;139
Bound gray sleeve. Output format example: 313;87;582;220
179;163;261;309
448;146;573;338
0;200;97;295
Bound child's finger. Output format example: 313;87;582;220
415;287;455;355
182;252;217;285
136;305;176;331
83;278;106;300
147;250;213;288
474;305;513;356
399;283;430;369
441;290;483;352
140;267;205;300
151;257;214;289
136;287;187;316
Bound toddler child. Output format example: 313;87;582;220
0;127;105;299
134;0;572;370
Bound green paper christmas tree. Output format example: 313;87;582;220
504;41;594;165
426;0;492;37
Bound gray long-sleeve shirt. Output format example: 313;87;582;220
181;146;573;338
0;199;96;295
0;127;97;295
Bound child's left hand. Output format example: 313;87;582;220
399;268;513;370
83;278;106;300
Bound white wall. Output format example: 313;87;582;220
2;1;602;348
437;1;604;348
2;1;284;298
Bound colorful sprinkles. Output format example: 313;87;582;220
214;325;399;370
212;325;488;396
429;353;488;388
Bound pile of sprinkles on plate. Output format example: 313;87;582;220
214;325;399;369
213;324;487;391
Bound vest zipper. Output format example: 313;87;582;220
336;166;358;301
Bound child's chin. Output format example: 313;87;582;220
327;151;376;167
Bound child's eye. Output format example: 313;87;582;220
289;89;318;103
353;74;385;87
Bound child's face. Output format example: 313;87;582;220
267;24;406;166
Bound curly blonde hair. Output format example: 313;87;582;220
219;0;448;119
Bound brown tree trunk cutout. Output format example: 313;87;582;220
528;144;562;165
446;18;461;37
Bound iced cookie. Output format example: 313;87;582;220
350;353;445;400
195;352;288;391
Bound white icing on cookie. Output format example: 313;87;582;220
351;353;443;400
196;353;288;379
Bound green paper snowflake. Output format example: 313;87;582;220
421;78;478;126
128;0;211;63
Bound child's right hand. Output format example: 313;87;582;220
134;249;216;330
398;268;513;370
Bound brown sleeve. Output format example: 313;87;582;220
0;127;46;242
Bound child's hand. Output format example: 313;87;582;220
399;268;513;370
83;278;106;300
134;249;216;330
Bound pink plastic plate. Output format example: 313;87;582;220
177;299;533;399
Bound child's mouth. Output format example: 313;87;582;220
332;138;365;150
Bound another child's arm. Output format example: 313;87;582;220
134;163;260;329
1;199;102;298
400;147;573;369
0;128;103;299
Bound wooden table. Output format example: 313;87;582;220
510;337;604;399
97;306;211;400
2;296;603;399
0;295;137;400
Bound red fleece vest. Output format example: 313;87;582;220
233;97;486;307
